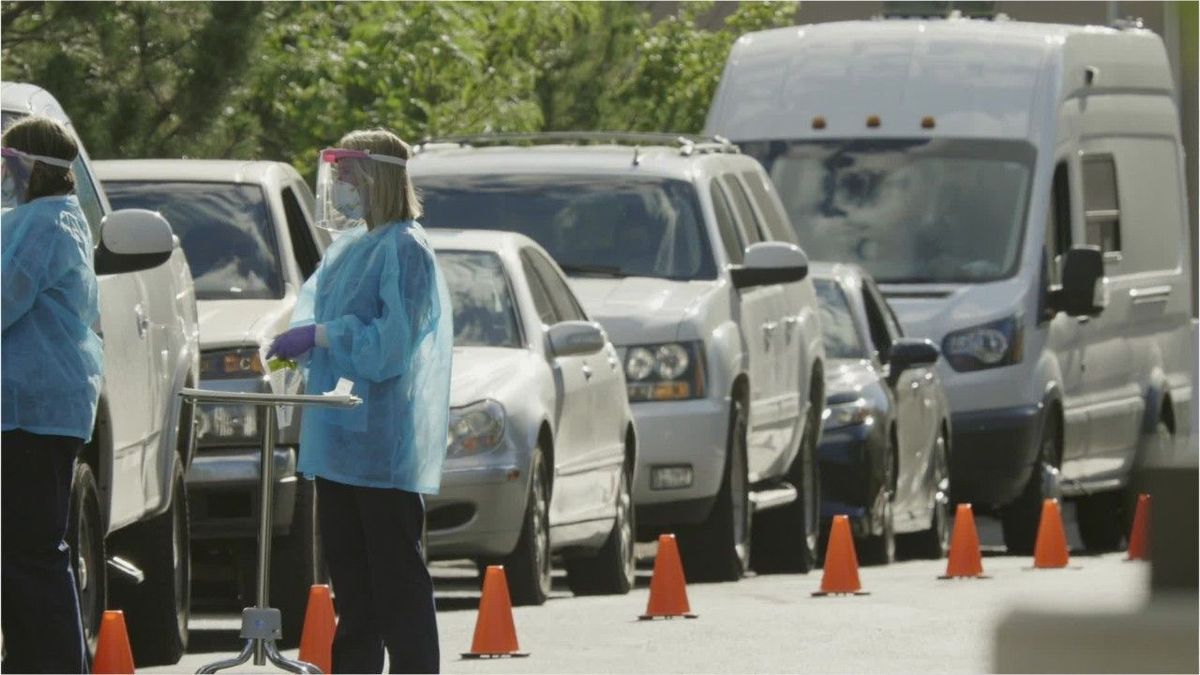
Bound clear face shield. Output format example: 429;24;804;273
2;146;74;210
315;148;408;232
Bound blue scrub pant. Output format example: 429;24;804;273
316;478;438;673
2;429;88;674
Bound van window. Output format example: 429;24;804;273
709;179;745;264
1082;155;1121;258
520;250;558;326
1045;162;1073;285
720;175;763;244
1088;139;1182;274
281;186;320;280
741;170;797;244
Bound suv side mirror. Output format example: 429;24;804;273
888;338;941;376
547;321;606;357
94;209;174;275
730;242;809;289
1050;246;1107;317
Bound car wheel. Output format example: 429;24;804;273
858;442;896;566
111;461;189;667
1001;412;1058;555
899;430;951;559
67;461;106;664
270;477;325;646
751;398;820;574
565;460;635;596
679;397;751;582
504;448;552;606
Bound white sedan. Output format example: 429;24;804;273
428;229;637;606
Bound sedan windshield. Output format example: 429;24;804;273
416;174;716;281
814;278;866;359
437;250;521;349
740;139;1035;284
105;181;283;300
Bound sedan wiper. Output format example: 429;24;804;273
560;263;628;278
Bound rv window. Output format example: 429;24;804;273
710;179;745;264
1082;155;1121;257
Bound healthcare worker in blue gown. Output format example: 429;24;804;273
2;116;99;673
267;128;453;674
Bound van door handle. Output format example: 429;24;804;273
1129;286;1171;304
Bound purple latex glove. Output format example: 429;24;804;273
267;324;317;359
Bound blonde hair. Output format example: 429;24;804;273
337;128;421;227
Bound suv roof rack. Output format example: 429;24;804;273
415;131;740;157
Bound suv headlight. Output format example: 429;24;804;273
201;347;264;380
822;398;873;431
942;316;1024;372
448;399;506;457
622;341;706;402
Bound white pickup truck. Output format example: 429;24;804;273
2;82;201;667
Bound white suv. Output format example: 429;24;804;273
411;134;826;580
2;82;201;665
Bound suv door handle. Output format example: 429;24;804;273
607;356;619;371
134;304;150;339
582;365;594;380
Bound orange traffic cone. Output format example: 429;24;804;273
639;534;697;620
93;610;135;674
1127;493;1151;561
298;584;337;673
462;566;529;658
1032;498;1070;568
940;503;986;579
813;515;868;596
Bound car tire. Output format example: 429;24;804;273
271;477;325;646
679;397;751;582
504;448;552;606
858;441;896;566
750;399;820;574
67;460;107;664
565;460;635;596
1001;412;1058;555
110;461;190;667
899;430;951;559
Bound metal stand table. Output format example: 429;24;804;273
181;388;361;674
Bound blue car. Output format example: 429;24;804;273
812;263;952;565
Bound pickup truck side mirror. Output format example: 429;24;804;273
887;338;940;383
547;320;607;357
730;242;809;289
94;209;174;275
1049;246;1107;317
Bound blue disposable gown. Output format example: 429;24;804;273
2;195;103;441
292;221;453;494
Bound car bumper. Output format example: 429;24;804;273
950;405;1043;507
630;397;729;528
186;446;298;539
425;453;531;560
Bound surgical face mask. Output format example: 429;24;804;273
333;180;363;222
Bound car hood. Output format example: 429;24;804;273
568;277;719;345
450;347;532;407
824;359;881;402
197;298;294;350
879;277;1027;343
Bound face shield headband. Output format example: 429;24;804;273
2;146;75;208
315;147;408;232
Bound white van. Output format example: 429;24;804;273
706;16;1194;553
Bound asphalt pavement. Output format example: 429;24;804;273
146;510;1158;674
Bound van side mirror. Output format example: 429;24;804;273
1049;246;1107;317
547;321;606;357
730;242;809;289
94;209;174;275
887;338;940;380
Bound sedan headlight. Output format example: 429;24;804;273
448;399;506;457
201;348;264;380
623;341;705;402
196;403;260;445
822;398;874;431
942;316;1024;372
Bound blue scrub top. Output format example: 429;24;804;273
2;195;103;442
293;221;453;494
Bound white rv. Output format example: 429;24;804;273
706;16;1194;553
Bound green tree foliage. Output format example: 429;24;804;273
1;1;797;171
